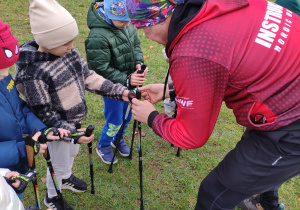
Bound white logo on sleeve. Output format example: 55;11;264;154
176;97;194;109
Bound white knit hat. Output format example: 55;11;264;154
29;0;78;49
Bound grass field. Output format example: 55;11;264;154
1;0;300;209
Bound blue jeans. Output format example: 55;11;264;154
98;97;132;147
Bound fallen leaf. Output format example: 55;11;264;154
40;177;47;183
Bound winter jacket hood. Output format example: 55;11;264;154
87;0;112;30
166;0;249;56
16;41;59;70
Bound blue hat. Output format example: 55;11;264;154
104;0;130;21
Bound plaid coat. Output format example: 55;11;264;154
14;40;126;133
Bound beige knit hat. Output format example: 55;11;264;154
29;0;78;49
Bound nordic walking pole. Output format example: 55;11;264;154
38;131;65;210
128;64;147;160
75;122;96;193
24;134;41;210
135;89;144;210
86;125;95;194
128;120;137;160
108;64;147;172
108;105;131;173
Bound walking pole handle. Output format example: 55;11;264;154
86;125;95;137
137;64;147;74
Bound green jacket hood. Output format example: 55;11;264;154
87;0;114;30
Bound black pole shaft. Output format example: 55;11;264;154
38;134;65;210
129;120;137;160
31;176;41;210
86;125;95;194
88;142;95;194
130;63;147;161
176;147;181;157
138;121;144;210
108;120;127;173
25;135;41;210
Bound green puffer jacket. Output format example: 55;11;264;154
85;0;144;85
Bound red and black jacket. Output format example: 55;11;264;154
152;0;300;149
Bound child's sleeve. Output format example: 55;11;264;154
85;34;128;84
83;62;127;101
0;141;19;168
0;168;10;176
21;99;47;133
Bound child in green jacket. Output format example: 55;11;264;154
85;0;147;164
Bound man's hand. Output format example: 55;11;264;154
139;83;167;104
131;98;157;124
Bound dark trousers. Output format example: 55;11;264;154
195;169;281;210
195;125;300;209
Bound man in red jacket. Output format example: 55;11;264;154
127;0;300;209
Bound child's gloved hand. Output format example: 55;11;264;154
77;134;94;144
5;171;21;190
44;127;70;140
70;128;94;144
31;132;47;154
5;170;36;194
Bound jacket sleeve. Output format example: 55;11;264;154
85;34;128;84
81;57;127;101
21;99;47;133
152;57;229;149
21;78;75;132
0;141;19;168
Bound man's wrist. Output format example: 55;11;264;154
148;111;159;128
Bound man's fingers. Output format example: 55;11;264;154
132;98;143;105
138;85;150;91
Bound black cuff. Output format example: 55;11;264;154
126;74;136;90
147;111;159;128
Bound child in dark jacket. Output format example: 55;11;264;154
0;19;68;200
85;0;147;164
275;0;300;16
14;0;129;209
